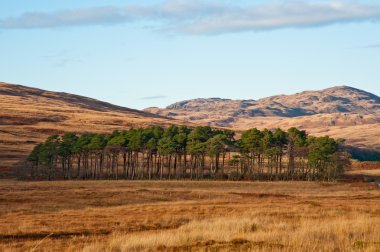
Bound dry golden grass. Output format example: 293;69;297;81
352;161;380;170
87;214;380;252
0;180;379;251
347;169;380;177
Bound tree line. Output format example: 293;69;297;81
23;125;350;181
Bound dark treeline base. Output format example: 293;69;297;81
345;146;380;162
21;125;351;181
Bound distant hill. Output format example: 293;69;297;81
1;83;379;177
0;82;177;177
145;86;380;149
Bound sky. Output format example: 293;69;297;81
1;0;380;109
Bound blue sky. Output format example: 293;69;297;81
1;0;380;109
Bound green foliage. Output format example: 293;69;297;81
207;134;227;157
88;134;107;150
107;131;127;147
288;127;307;147
59;132;78;157
26;125;349;181
239;128;263;154
127;128;144;151
188;126;213;155
74;133;94;153
273;128;288;147
307;136;338;164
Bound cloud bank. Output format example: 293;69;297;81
1;1;380;34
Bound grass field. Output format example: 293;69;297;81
0;180;379;251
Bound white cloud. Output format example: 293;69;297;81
0;6;132;28
182;1;380;34
1;1;380;34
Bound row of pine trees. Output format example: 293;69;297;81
24;125;350;181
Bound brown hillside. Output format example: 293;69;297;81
145;86;380;149
0;82;178;177
1;83;379;177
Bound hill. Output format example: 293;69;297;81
2;83;379;177
0;82;176;177
145;86;380;149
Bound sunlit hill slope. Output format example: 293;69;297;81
0;82;176;177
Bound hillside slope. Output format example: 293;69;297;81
145;86;380;149
0;82;176;177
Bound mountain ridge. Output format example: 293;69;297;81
148;85;379;116
144;85;380;149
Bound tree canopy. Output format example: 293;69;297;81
25;125;350;181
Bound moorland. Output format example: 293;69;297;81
1;180;379;251
1;82;380;252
